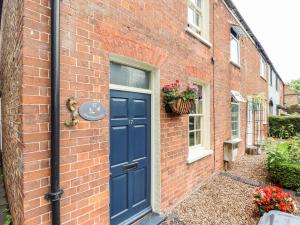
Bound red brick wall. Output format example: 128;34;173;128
3;0;270;224
279;81;284;106
284;85;298;107
213;1;268;164
21;0;52;224
0;0;24;224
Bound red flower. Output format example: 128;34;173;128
253;186;296;214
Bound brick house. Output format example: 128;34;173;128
0;0;284;224
284;84;299;107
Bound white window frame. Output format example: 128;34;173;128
231;100;240;140
260;56;267;79
230;32;240;66
187;81;212;164
189;98;204;149
187;0;210;45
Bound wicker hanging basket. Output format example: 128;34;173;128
169;98;194;114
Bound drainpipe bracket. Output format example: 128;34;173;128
45;188;64;202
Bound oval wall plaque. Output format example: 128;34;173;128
79;101;106;121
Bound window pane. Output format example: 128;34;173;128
231;104;239;112
230;36;239;64
190;0;202;8
232;130;238;139
190;102;196;114
195;116;201;130
110;62;150;89
197;101;203;114
198;85;203;99
188;7;194;24
189;132;195;146
189;116;195;131
232;121;238;131
196;0;202;8
231;102;239;139
195;13;200;26
196;131;201;145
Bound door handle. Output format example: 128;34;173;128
123;162;138;172
129;119;134;125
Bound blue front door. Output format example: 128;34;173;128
110;90;151;225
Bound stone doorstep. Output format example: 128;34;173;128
246;145;262;155
134;212;166;225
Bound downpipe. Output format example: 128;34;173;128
45;0;63;225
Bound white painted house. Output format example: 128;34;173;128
268;67;282;115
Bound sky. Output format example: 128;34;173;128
232;0;300;83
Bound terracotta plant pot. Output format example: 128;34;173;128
169;98;194;114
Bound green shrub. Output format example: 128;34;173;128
269;116;300;138
268;162;300;192
266;136;300;191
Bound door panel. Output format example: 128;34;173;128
111;97;129;119
133;125;147;159
132;168;147;205
110;126;129;166
110;90;151;225
111;174;128;216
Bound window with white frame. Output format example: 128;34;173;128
231;98;240;139
187;0;209;40
187;83;212;163
275;76;279;91
189;85;203;148
230;28;240;65
260;56;267;79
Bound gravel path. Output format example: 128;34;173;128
228;152;270;184
162;152;300;225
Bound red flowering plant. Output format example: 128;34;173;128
162;80;198;113
254;186;296;216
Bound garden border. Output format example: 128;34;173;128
220;172;300;197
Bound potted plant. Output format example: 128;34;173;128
254;186;296;216
162;80;198;114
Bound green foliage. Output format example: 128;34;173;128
268;162;300;192
269;116;300;138
266;136;300;191
3;207;12;225
290;78;300;93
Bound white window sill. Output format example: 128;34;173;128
187;148;213;164
230;61;241;69
185;27;212;48
260;75;267;81
224;138;242;145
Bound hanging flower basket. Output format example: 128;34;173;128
162;80;198;115
169;98;194;114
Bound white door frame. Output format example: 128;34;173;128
109;53;161;213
